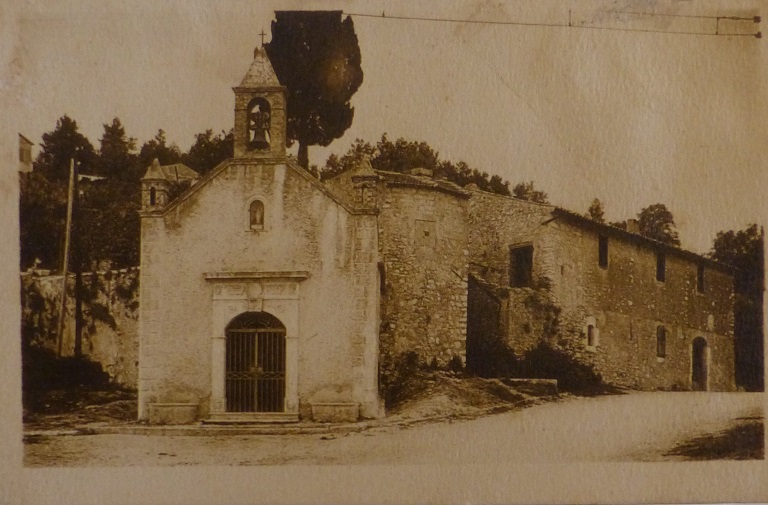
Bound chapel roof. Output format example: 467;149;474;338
238;46;281;88
467;187;735;273
18;133;33;146
550;206;735;273
376;170;470;198
142;158;199;182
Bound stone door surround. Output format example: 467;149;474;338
204;271;308;421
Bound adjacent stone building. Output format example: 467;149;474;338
138;48;736;424
467;191;736;392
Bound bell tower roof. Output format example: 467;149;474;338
238;46;280;88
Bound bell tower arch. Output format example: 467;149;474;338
233;46;287;160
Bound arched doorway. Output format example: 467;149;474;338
225;312;286;412
691;337;709;391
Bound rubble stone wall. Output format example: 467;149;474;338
378;184;469;366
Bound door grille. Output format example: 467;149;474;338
226;327;286;412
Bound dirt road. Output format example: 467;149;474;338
25;392;763;466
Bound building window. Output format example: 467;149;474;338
149;187;156;206
656;326;667;358
584;316;599;351
509;245;533;288
697;265;705;293
249;200;265;229
598;235;608;269
656;252;666;282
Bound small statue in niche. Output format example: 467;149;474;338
250;200;264;229
248;99;271;149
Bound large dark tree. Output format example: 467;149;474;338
710;224;764;391
321;134;513;196
266;11;363;169
33;115;97;182
182;129;234;175
637;203;681;246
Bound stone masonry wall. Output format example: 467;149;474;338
20;268;139;388
139;161;381;420
545;219;735;391
378;184;469;366
467;189;736;391
467;189;555;287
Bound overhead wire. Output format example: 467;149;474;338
342;10;761;38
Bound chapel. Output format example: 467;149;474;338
138;47;736;424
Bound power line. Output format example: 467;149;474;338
608;10;760;22
343;10;761;38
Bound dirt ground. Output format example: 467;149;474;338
23;372;546;433
23;391;763;466
23;388;137;431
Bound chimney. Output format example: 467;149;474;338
626;219;640;233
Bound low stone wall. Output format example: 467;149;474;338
20;268;140;389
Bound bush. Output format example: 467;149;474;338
22;345;113;413
379;351;422;408
470;336;520;378
447;355;464;373
512;342;605;395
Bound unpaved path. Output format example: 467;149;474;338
25;392;763;466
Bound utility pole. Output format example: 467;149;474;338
56;158;77;356
73;170;84;358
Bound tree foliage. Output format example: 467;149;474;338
711;224;764;296
587;198;605;223
33;115;97;182
637;203;680;246
77;180;141;269
21;118;185;270
182;129;233;175
710;224;764;391
266;11;363;169
138;129;182;169
98;118;138;181
19;171;67;270
512;181;548;203
322;134;513;196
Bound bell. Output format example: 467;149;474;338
250;128;269;149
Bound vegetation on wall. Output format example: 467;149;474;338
379;350;466;408
322;134;516;196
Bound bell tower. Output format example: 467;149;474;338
233;46;287;160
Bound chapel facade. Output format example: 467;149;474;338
138;48;736;424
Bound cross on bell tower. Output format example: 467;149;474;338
259;30;266;46
232;46;287;160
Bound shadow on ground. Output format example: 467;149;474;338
664;416;764;460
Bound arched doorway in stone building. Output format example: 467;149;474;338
691;336;709;391
225;311;286;412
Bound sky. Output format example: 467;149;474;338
5;0;768;253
